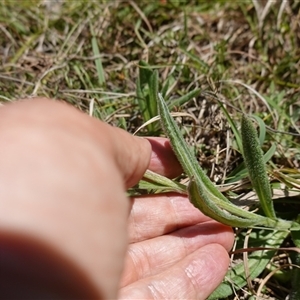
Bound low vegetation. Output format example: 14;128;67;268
1;1;300;299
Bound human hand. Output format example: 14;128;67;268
119;138;234;299
0;98;151;299
0;98;234;300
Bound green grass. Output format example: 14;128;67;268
1;1;300;299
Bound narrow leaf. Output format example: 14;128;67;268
252;115;266;146
218;101;243;154
90;24;105;85
136;61;158;133
168;88;201;110
208;230;289;299
148;70;159;119
142;170;186;194
226;143;276;184
138;60;153;86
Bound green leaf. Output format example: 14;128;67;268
179;47;210;73
226;143;276;184
208;230;289;299
136;61;159;133
138;60;153;86
160;76;171;98
90;24;105;86
218;101;243;154
148;70;159;121
168;88;201;110
252;115;266;146
139;170;186;194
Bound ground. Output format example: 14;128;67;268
1;1;300;299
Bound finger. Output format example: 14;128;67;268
128;193;233;243
119;244;230;300
121;221;233;286
146;137;182;178
4;98;152;189
99;126;152;188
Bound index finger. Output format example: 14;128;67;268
146;137;183;179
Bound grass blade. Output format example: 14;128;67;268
226;143;276;184
136;61;159;133
208;230;289;299
252;115;267;146
218;100;243;153
148;70;159;122
90;23;105;86
168;88;201;110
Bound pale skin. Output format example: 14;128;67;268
0;98;234;299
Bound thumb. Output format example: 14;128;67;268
92;122;152;188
